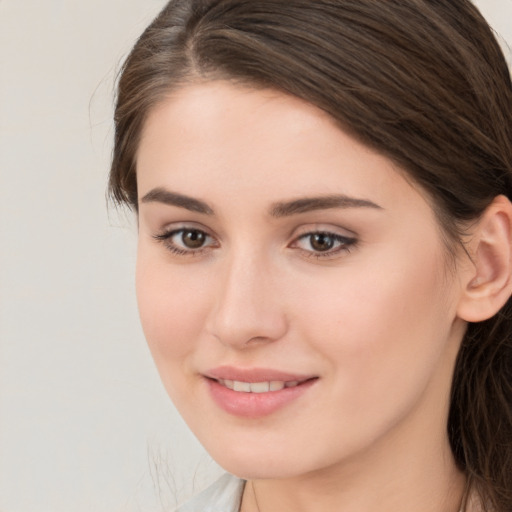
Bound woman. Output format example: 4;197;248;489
109;1;512;511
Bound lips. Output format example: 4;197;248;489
204;366;318;417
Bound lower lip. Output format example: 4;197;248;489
206;378;317;418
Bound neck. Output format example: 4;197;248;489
241;432;466;512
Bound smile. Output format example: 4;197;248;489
205;371;318;418
216;379;302;393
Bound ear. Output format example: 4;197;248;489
457;195;512;322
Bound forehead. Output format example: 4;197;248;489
136;81;427;216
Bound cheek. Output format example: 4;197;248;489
135;249;209;366
289;246;457;408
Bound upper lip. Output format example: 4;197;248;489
205;366;316;383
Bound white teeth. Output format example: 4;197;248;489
250;382;270;393
218;379;301;393
233;381;251;392
270;381;285;391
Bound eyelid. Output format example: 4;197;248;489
290;223;357;240
153;220;218;240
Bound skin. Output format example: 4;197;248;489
135;81;472;512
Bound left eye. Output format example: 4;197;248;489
293;232;356;255
154;228;215;254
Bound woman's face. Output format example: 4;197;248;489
136;82;467;479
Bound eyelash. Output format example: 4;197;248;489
153;228;217;256
153;228;357;259
291;231;356;259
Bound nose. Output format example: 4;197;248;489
206;249;288;348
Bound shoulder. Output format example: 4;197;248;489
174;473;246;512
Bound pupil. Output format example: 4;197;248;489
182;230;205;249
311;233;334;252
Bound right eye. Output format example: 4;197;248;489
153;228;217;256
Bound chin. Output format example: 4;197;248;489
216;457;299;481
199;434;334;481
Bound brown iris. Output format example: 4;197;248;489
181;229;206;249
309;233;335;252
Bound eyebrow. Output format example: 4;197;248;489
140;187;382;217
140;187;214;215
269;195;382;217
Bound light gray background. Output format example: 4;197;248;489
0;1;510;511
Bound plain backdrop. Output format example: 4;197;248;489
0;1;511;511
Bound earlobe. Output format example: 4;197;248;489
457;195;512;323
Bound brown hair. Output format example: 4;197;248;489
110;1;512;510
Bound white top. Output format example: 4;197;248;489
174;473;245;512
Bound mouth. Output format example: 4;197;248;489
203;368;318;417
212;378;312;393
